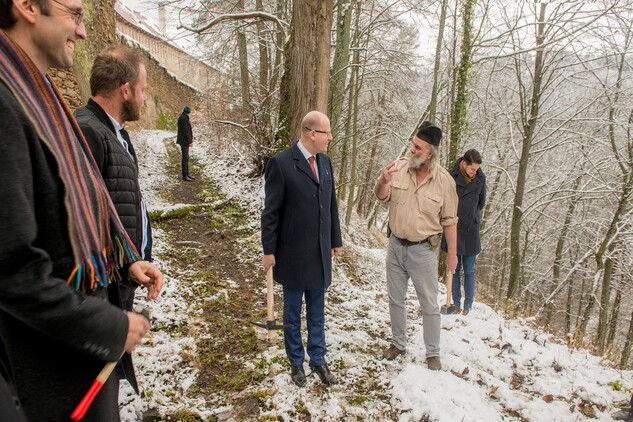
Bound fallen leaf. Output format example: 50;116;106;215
542;394;554;403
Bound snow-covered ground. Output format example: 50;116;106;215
121;130;633;421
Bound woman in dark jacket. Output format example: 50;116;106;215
441;149;486;315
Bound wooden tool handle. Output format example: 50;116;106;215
266;267;274;322
445;267;453;306
266;267;277;339
70;361;117;421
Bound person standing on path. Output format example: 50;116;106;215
0;0;163;420
74;45;153;395
440;149;486;316
177;106;194;181
374;121;458;370
261;110;343;387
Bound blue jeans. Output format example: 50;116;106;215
452;255;477;310
180;144;189;178
282;286;327;367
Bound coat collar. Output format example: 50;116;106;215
450;156;483;194
86;98;117;136
291;141;319;184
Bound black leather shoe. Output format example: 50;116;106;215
290;364;306;387
311;363;338;385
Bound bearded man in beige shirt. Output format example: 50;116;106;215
374;121;458;370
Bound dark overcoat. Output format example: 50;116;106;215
0;81;128;421
441;157;486;256
176;112;192;146
261;141;343;290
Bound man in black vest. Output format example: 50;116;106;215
177;106;194;181
74;46;153;395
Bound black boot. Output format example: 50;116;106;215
290;364;306;387
311;363;338;385
613;395;633;421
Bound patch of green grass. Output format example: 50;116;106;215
163;407;205;422
290;397;310;419
156;110;177;131
150;205;204;222
347;395;369;406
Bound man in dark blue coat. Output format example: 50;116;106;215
261;111;343;387
441;149;486;315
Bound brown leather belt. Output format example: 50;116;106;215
393;235;428;246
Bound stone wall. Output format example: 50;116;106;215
49;0;207;130
124;37;201;130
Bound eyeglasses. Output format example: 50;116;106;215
50;0;84;25
304;127;331;136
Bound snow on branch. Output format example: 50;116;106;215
179;12;288;39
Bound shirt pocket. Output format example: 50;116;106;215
391;178;409;204
418;191;441;217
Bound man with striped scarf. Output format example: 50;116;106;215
0;0;163;420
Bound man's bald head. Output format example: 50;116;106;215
301;111;328;134
299;110;332;155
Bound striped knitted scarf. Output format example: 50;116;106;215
0;30;140;292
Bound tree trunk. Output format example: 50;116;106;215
314;0;333;113
544;175;582;328
595;257;613;354
345;49;362;226
268;0;286;94
281;0;333;142
620;306;633;369
337;51;357;204
565;275;574;342
256;0;269;93
606;289;621;356
428;0;448;122
448;0;476;165
507;3;547;303
236;0;251;115
574;271;601;348
328;0;355;141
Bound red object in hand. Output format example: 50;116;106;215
70;361;117;421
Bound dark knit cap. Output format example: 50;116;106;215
183;106;191;114
416;121;442;146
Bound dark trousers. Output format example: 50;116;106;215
180;144;190;178
108;280;139;393
282;286;327;367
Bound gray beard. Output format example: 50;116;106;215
407;151;426;169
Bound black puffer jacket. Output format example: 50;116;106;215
74;99;152;261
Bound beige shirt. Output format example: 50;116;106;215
374;158;458;242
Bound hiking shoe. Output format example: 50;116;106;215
311;363;338;385
453;307;462;314
462;309;470;316
290;364;306;387
613;408;633;421
426;356;441;371
382;344;405;360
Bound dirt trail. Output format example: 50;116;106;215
151;141;279;421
